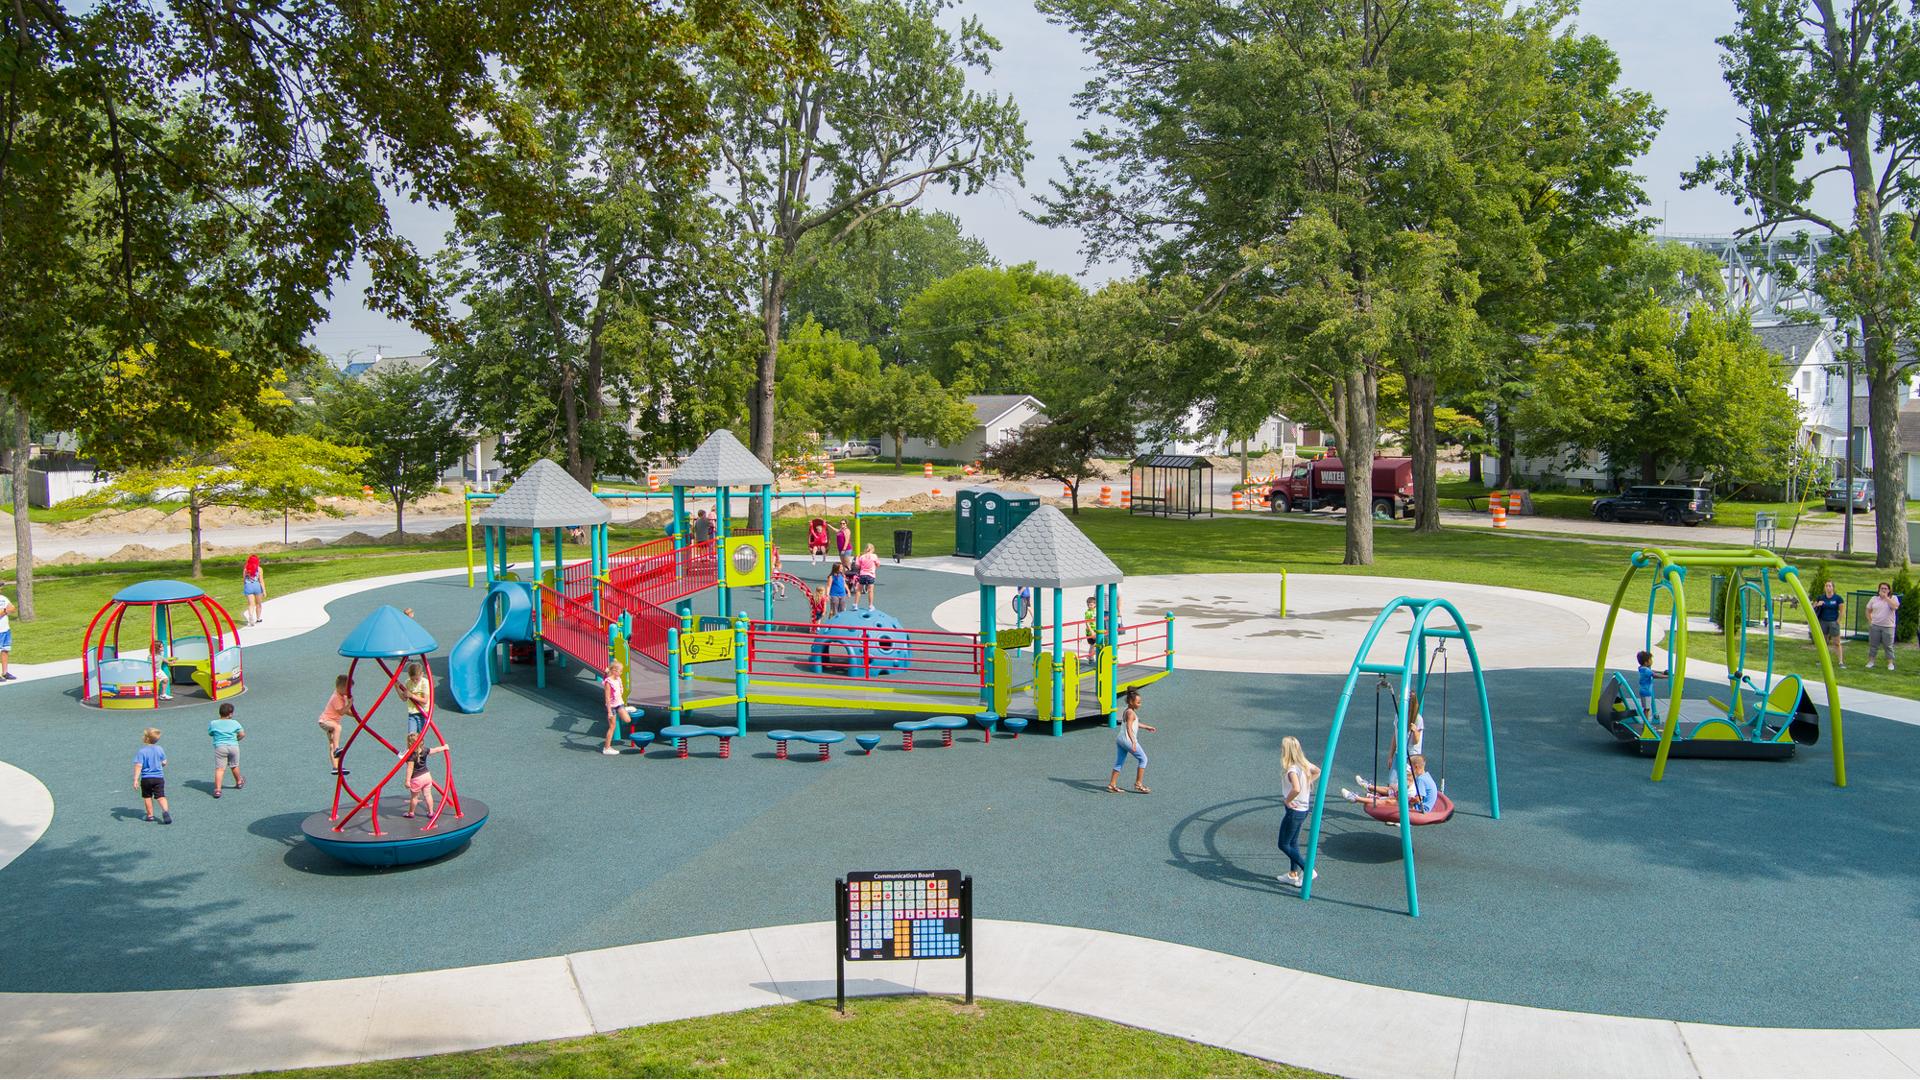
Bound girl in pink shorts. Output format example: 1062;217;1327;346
402;739;449;821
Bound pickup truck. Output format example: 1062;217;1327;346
1267;456;1415;519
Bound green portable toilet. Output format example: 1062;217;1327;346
970;487;1040;557
955;487;983;556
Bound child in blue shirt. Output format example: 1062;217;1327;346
1341;754;1439;814
827;564;850;615
134;727;172;824
1635;649;1666;721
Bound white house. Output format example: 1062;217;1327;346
881;394;1047;463
1135;408;1321;457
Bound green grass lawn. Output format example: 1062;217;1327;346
11;507;1913;698
249;997;1318;1079
1429;479;1819;532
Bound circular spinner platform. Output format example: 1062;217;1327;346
300;795;489;867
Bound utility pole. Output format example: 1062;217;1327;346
1844;328;1856;556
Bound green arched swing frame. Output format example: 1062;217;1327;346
1587;547;1846;787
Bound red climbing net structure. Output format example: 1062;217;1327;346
326;652;464;836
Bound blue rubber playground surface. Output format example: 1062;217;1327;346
2;564;1916;1028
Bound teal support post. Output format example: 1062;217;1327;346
762;483;775;626
1164;612;1175;673
1300;596;1500;917
733;614;750;735
1105;582;1120;727
531;528;545;689
980;585;998;728
668;626;683;725
483;526;496;587
716;488;732;618
551;528;567;672
1052;588;1066;736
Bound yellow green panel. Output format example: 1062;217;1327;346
1691;720;1741;741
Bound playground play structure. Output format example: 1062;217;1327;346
447;430;1175;735
1301;596;1498;918
1588;547;1844;785
81;580;245;709
301;605;488;867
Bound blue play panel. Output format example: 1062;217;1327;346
1;565;1916;1029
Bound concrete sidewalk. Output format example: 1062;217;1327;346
2;920;1915;1078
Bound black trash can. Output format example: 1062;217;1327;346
893;529;914;562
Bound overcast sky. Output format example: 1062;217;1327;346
307;0;1851;362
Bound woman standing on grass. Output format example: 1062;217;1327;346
1276;736;1320;888
241;554;266;627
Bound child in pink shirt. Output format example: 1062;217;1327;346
601;659;636;755
854;544;880;609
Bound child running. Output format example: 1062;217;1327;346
600;655;636;755
1107;689;1155;794
1277;736;1320;888
401;737;449;821
134;727;172;824
317;674;353;772
208;702;245;798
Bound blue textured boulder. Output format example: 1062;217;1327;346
809;608;914;678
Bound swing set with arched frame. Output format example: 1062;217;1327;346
1300;596;1499;918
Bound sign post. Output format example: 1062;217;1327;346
835;869;972;1013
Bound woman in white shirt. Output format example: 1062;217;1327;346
1278;736;1321;888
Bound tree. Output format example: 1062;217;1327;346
1687;0;1920;567
435;81;753;485
1040;0;1656;562
1515;302;1801;488
895;264;1081;391
860;367;978;465
983;283;1156;512
712;0;1028;471
0;0;826;617
85;426;366;577
318;365;468;533
783;210;993;352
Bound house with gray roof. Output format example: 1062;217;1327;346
880;394;1047;463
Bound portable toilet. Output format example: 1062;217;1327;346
955;487;984;557
962;487;1039;557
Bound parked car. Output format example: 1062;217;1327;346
1824;477;1874;513
823;440;880;459
1589;485;1715;526
1266;457;1414;518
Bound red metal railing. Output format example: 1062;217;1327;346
608;538;717;608
1116;618;1169;667
746;620;985;692
536;584;614;674
559;559;597;605
607;536;674;581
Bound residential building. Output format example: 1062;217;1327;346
1136;409;1322;458
346;353;504;489
881;394;1047;463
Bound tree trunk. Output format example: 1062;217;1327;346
1239;438;1250;485
9;401;33;619
189;498;204;579
1407;369;1440;534
1865;323;1907;567
1340;367;1378;566
1496;415;1515;489
1467;445;1482;484
395;496;406;536
753;271;786;468
893;429;905;467
1640;451;1658;485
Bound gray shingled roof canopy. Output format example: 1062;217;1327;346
670;429;775;488
475;459;611;528
973;505;1123;588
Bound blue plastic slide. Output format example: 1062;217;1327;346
447;581;535;713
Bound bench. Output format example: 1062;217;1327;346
657;724;736;759
1001;717;1029;739
893;715;970;751
855;734;882;755
767;729;847;761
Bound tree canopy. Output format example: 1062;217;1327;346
782;210;993;354
896;264;1082;393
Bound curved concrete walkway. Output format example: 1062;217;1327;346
3;919;1917;1078
4;562;1919;1077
